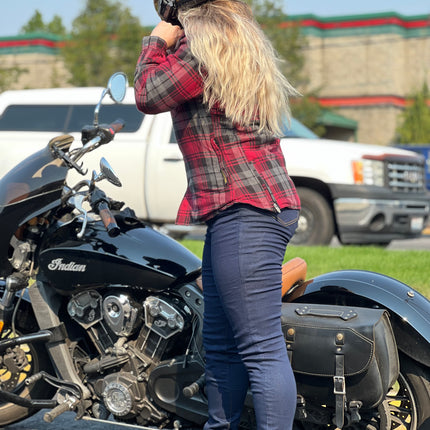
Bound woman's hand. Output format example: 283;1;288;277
151;21;184;49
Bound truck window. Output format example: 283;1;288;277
0;105;71;131
0;104;144;133
66;105;144;133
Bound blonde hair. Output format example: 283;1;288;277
178;0;299;135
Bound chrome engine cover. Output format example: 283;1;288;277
103;294;141;336
144;296;186;339
102;373;139;417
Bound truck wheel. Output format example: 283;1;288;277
290;187;334;246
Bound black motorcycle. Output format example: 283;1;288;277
0;73;429;430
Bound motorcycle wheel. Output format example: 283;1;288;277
293;353;430;430
0;327;55;426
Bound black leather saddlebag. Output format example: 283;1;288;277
281;303;399;427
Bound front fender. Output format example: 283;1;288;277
292;270;430;367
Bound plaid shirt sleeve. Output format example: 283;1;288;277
134;36;204;114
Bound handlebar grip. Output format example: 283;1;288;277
109;119;125;134
98;202;120;237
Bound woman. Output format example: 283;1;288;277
135;1;300;428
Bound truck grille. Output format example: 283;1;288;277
387;160;426;193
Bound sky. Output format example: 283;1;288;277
1;0;430;38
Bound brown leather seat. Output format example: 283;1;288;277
195;257;308;298
281;257;307;298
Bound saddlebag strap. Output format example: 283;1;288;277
334;351;346;429
285;327;295;363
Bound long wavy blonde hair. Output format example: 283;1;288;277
178;0;299;135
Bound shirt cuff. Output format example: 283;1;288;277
142;35;168;51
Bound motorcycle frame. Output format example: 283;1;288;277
289;269;430;368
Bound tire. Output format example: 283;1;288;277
292;352;430;430
0;326;55;426
290;187;334;246
396;353;430;429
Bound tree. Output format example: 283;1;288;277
396;83;430;144
246;0;326;135
20;10;45;34
20;10;66;36
47;16;67;36
0;67;27;94
291;93;327;137
61;0;149;87
246;0;307;88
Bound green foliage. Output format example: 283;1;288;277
20;10;66;36
245;0;325;131
245;0;307;88
291;94;326;137
61;0;150;87
396;83;430;144
46;16;67;36
0;67;27;94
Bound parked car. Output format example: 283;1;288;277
0;86;429;246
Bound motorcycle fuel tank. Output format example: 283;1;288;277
38;219;201;293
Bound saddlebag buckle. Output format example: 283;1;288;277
333;376;346;395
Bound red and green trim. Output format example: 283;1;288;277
0;32;65;55
318;95;430;109
287;12;430;38
1;11;429;56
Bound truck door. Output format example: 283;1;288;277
144;112;187;223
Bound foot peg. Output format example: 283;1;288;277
43;396;79;423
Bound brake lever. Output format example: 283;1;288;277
68;194;89;239
52;144;88;176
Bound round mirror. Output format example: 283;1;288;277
107;72;128;103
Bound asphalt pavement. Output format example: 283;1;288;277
3;411;107;429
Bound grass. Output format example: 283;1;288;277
179;240;430;298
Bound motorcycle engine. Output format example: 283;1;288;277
67;290;193;423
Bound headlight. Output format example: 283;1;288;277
352;159;385;186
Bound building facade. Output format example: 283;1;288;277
293;12;430;145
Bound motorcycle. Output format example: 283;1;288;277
0;72;429;430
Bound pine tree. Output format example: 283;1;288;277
396;83;430;144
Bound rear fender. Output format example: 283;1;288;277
289;270;430;367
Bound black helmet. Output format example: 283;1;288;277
153;0;211;26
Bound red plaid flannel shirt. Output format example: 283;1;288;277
134;36;300;225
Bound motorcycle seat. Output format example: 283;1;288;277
281;257;307;298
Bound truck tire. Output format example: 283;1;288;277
290;187;334;246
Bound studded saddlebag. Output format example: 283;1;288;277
281;303;399;428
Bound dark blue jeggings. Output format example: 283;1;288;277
202;204;299;430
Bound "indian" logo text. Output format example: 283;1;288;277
48;258;87;272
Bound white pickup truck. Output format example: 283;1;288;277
0;86;429;246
